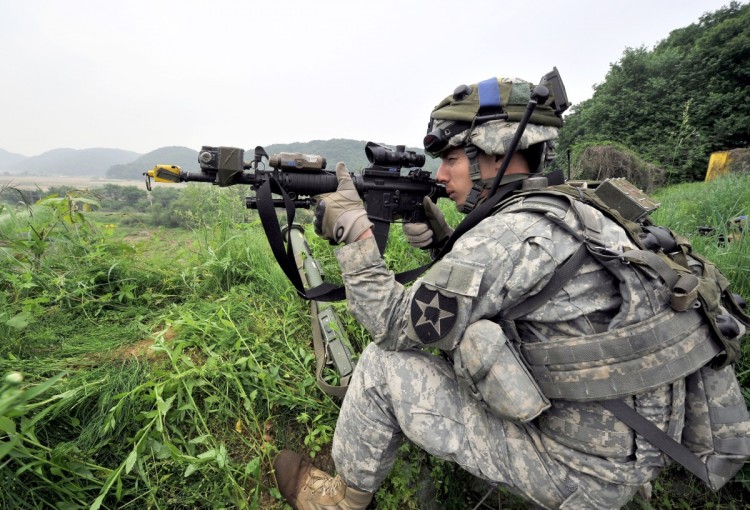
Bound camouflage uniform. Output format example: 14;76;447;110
330;197;683;509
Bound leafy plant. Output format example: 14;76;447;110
0;170;748;508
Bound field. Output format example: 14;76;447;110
0;175;177;191
0;174;749;509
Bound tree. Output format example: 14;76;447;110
558;2;750;182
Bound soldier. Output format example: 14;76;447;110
272;76;728;509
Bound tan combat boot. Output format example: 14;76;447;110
273;450;373;510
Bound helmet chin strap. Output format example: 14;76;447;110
459;148;533;213
461;144;484;213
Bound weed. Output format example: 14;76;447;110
0;175;748;508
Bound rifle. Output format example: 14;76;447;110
145;141;447;255
144;142;445;395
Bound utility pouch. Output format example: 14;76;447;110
682;363;750;490
453;320;550;422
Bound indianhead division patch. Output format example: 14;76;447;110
410;286;458;344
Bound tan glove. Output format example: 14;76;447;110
313;162;373;244
402;196;453;249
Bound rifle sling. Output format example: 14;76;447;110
256;176;308;298
256;176;527;302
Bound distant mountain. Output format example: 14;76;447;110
5;148;141;176
106;146;200;179
0;149;28;171
0;139;439;181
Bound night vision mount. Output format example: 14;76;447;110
539;66;570;117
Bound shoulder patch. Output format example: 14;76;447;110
410;286;458;344
408;258;483;346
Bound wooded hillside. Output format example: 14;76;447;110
558;1;750;182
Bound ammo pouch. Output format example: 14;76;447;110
453;319;550;422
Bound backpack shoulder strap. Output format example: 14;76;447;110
495;188;608;320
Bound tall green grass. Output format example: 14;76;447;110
651;173;750;298
0;176;748;509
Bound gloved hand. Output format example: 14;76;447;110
313;162;373;244
402;196;453;249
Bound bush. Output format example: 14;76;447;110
568;141;666;192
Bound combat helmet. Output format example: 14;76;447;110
424;70;568;212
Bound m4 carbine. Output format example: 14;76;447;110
144;142;445;395
145;141;447;254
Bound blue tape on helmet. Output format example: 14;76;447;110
478;78;502;109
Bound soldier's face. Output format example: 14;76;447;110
436;147;530;207
435;147;500;207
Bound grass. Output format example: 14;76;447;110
651;173;750;298
0;175;748;509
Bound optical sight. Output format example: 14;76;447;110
365;142;425;169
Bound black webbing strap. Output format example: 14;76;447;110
256;176;308;297
256;171;527;302
600;399;711;485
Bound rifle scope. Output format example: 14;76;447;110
365;142;425;168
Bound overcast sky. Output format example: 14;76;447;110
0;0;736;157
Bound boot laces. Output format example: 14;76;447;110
307;471;344;497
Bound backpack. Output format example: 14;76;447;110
498;177;750;491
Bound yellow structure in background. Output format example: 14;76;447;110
705;151;732;181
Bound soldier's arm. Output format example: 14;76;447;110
335;211;569;351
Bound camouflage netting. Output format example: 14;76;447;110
728;148;750;175
572;144;666;193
